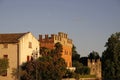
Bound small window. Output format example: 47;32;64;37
3;55;8;58
27;56;30;62
65;51;68;55
29;42;32;48
3;44;8;48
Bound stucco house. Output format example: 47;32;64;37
0;32;39;80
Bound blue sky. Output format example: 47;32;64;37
0;0;120;56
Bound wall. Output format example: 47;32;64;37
0;32;40;80
39;32;73;67
88;59;102;79
19;32;40;65
0;43;18;80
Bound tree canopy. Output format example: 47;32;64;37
20;42;66;80
102;32;120;80
88;51;100;60
72;45;90;75
72;45;80;62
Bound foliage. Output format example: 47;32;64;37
40;47;50;56
63;69;80;80
102;32;120;80
11;68;19;80
72;61;83;68
20;42;67;80
75;65;90;75
38;56;66;80
64;69;75;78
0;58;9;75
20;61;39;80
72;45;90;75
72;45;80;61
79;57;88;66
88;51;100;60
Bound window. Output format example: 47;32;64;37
27;56;30;62
3;44;8;48
65;51;68;55
29;42;32;48
3;55;8;58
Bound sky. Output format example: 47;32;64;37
0;0;120;57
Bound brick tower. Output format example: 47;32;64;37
39;32;73;67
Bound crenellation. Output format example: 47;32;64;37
58;32;63;37
39;32;73;67
88;58;101;79
92;59;95;64
67;39;72;44
40;32;72;45
51;34;55;39
58;32;68;38
65;34;68;38
39;35;42;41
45;34;48;40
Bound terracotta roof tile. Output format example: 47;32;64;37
0;33;27;43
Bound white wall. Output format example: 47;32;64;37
19;32;39;65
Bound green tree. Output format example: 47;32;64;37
79;57;88;66
72;45;90;75
0;58;9;76
75;66;90;75
40;47;50;56
88;51;100;60
72;45;80;62
20;42;66;80
20;61;40;80
102;32;120;80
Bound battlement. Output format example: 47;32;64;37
58;32;68;38
39;32;73;67
88;58;101;78
88;58;100;63
39;32;72;44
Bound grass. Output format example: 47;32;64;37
80;75;96;78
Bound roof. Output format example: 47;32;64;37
0;32;27;43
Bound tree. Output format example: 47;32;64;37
72;45;80;62
102;32;120;80
88;51;100;60
20;42;67;80
72;45;90;75
40;47;50;56
0;58;9;76
75;66;90;75
20;60;40;80
79;57;88;66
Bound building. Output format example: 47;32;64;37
0;32;39;80
88;59;102;79
39;32;73;68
